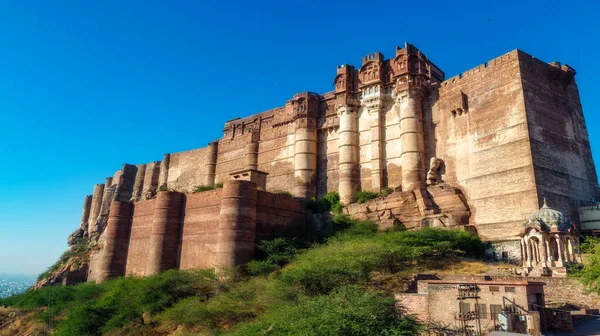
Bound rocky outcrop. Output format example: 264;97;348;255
344;184;471;230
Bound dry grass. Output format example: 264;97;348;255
0;307;51;336
368;258;517;293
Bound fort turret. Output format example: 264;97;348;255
204;141;219;186
145;191;184;275
393;43;430;191
215;179;258;268
290;92;319;199
334;64;359;204
359;52;386;191
94;201;133;282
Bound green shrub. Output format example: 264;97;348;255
193;185;216;193
5;222;488;334
230;285;420;336
380;187;394;196
574;237;600;292
276;227;483;295
304;192;342;214
273;190;294;198
159;278;268;328
353;191;379;204
192;183;224;193
158;185;169;192
247;260;278;275
581;236;600;254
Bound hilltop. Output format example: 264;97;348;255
1;212;486;336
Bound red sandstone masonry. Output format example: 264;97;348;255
125;199;157;276
94;202;133;282
215;181;258;268
145;192;184;275
90;181;305;281
179;189;223;270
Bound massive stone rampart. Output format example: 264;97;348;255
87;181;305;282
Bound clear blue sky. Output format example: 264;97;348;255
1;0;599;275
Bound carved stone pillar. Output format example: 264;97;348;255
526;239;533;267
396;88;425;191
366;99;384;192
556;235;565;267
545;237;552;264
520;237;527;265
541;238;548;268
338;105;359;204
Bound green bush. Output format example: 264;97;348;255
247;260;278;275
581;236;600;254
159;278;268;328
273;190;294;198
192;183;224;193
193;185;216;193
276;227;484;295
158;185;169;192
3;220;486;335
353;191;379;204
229;285;420;336
380;187;394;196
304;192;342;214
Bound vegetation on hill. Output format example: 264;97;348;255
2;193;485;335
36;238;90;283
192;183;224;193
572;236;600;293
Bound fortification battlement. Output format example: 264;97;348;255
440;49;577;90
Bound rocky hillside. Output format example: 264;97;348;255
0;213;485;336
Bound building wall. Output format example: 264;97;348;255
519;53;600;221
167;147;213;192
90;185;305;281
423;281;543;333
125;198;156;277
432;50;540;242
179;189;223;270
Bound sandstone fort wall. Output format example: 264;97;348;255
433;50;539;241
87;185;304;282
519;53;600;221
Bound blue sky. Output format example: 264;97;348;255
1;0;599;275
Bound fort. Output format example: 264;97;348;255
61;42;597;283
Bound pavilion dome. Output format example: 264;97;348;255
524;199;573;232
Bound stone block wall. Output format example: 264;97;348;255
432;50;539;242
88;182;305;282
519;53;600;222
433;274;600;309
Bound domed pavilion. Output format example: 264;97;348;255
520;199;581;277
